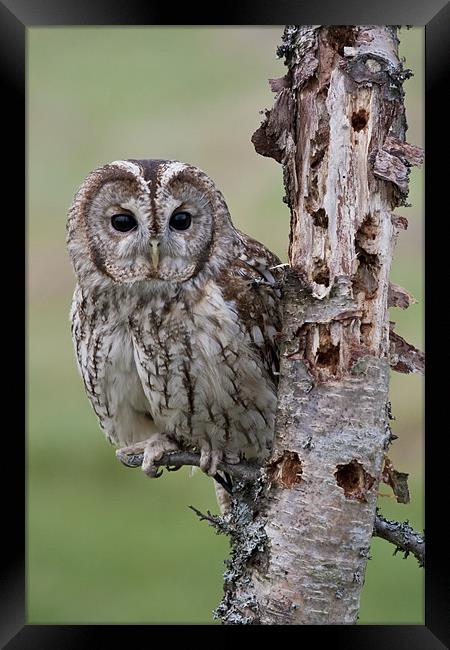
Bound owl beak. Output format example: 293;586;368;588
150;238;160;270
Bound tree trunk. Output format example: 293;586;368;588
216;25;423;625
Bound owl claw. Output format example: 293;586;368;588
116;436;179;478
199;446;222;477
116;441;148;467
142;436;179;478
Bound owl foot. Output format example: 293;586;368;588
199;445;223;477
116;436;179;478
223;450;241;465
142;436;180;477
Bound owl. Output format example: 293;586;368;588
67;159;282;483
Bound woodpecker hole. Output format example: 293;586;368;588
335;460;375;502
352;245;380;299
326;26;356;56
315;325;340;375
268;451;303;489
360;323;373;346
312;259;330;287
311;208;329;228
351;109;369;132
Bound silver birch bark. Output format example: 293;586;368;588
215;25;424;625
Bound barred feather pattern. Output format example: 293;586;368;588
68;159;282;471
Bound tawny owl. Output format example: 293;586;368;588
67;159;282;482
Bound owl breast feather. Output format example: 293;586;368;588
126;279;277;460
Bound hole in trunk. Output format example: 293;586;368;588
360;323;373;346
305;92;330;213
311;208;329;228
316;326;340;374
351;108;369;131
312;259;330;286
268;451;303;489
356;214;378;244
352;245;380;299
326;26;356;56
305;172;319;213
335;459;375;502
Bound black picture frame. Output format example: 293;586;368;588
3;0;449;646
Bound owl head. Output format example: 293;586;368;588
67;159;239;289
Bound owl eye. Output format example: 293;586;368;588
169;211;192;231
111;213;137;232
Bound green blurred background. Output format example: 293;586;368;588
27;27;424;624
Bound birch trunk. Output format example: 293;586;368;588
216;25;423;625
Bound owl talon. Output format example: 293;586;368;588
117;436;180;478
200;445;222;477
116;442;147;467
166;464;182;472
141;436;180;478
144;465;168;478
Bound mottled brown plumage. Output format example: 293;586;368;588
67;159;282;478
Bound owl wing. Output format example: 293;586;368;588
218;231;283;384
70;285;116;442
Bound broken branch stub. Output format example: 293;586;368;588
219;25;422;625
389;328;425;374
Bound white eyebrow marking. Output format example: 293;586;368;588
108;160;149;193
109;160;142;176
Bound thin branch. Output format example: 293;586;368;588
188;505;232;535
373;512;425;567
117;447;425;567
115;447;262;483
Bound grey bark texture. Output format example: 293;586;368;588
214;25;424;625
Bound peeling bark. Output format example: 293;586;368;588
389;328;425;374
388;282;417;309
390;213;409;230
218;25;424;625
381;457;410;504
